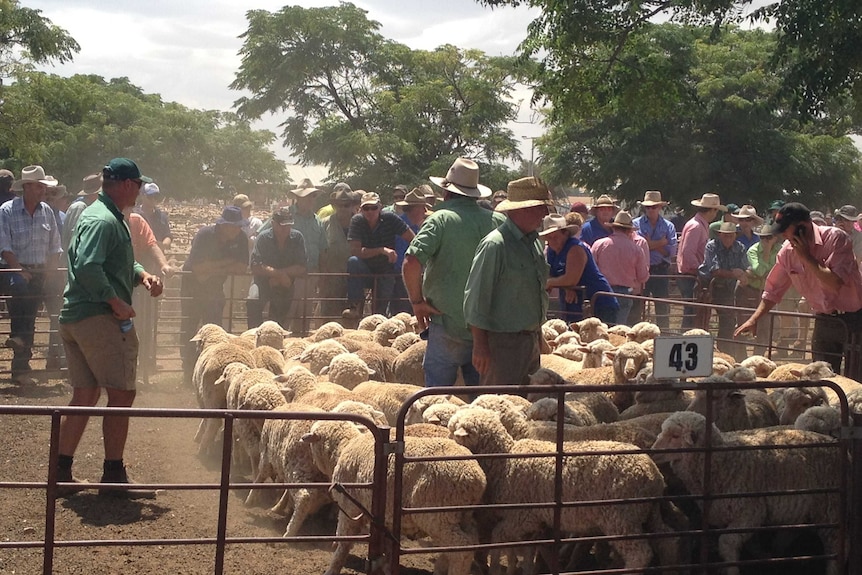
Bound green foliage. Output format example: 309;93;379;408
0;0;79;75
231;2;523;188
482;0;862;119
0;73;287;199
535;25;862;208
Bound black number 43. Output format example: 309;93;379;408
669;342;698;371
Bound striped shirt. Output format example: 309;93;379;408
634;214;678;266
0;196;62;266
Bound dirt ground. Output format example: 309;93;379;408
0;371;436;575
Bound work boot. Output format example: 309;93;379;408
98;465;156;500
341;302;363;320
4;336;27;353
54;467;88;498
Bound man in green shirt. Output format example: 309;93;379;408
55;158;163;499
403;157;501;388
464;176;553;387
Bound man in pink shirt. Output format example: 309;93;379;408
677;193;726;328
736;203;862;374
591;211;649;325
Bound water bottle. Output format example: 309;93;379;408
119;319;134;333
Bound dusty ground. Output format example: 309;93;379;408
0;372;436;575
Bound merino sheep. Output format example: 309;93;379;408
527;368;620;422
422;402;460;427
794;405;842;438
552;342;584;362
627;321;661;344
653;411;842;575
572;317;609;343
765;361;810;382
352;342;399;383
357;313;388;331
309;321;345;342
687;378;779;431
255;320;289;349
580;339;617;369
553;330;581;348
251;345;287;375
525;397;597;427
298;340;351;374
405;394;468;426
769;386;828;425
320;353;375;390
391;332;421;353
371;317;407;346
542;318;569;337
392;340;427;386
449;407;678;574
302;418;486;575
740;355;777;378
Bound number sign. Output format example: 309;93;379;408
652;335;714;379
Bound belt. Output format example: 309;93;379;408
650;262;669;270
822;308;862;317
20;264;45;270
611;285;632;292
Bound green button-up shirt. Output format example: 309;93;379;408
406;197;506;340
746;240;780;291
60;193;144;324
464;217;549;333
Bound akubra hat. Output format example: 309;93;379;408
494;177;554;212
289;178;320;198
330;188;354;203
538;214;577;237
77;173;102;197
716;221;738;234
590;194;619;212
753;223;775;237
732;204;763;225
610;210;635;229
396;188;432;207
690;193;727;212
638;190;668;207
834;205;862;222
11;165;58;192
429;157;492;198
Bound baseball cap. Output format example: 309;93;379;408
271;206;294;225
834;205;861;222
570;201;588;215
725;203;740;215
360;192;381;207
768;202;810;234
102;158;152;183
143;183;160;196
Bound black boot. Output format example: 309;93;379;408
99;462;156;499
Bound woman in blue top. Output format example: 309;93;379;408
540;213;619;324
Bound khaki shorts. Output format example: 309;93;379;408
60;314;138;391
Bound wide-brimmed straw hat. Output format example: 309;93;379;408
538;214;577;237
589;194;619;212
11;165;58;192
732;204;763;225
716;221;738;234
690;193;727;212
834;205;862;222
232;193;253;208
77;173;102;197
289;178;320;198
611;210;635;229
330;188;354;204
429;157;492;198
638;191;668;207
495;177;554;212
753;223;775;237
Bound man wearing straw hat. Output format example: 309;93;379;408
285;179;327;333
391;187;431;315
319;186;358;317
0;169;15;205
634;191;677;330
62;173;102;252
0;165;62;384
579;194;619;246
678;193;727;328
591;211;650;325
403;157;502;388
464;176;552;387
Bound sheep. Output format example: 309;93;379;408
572;317;609;343
522;420;658;449
391;331;421;353
580;338;616;369
627;321;661;343
740;355;777;378
353;342;399;382
192;341;257;456
302;418;486;575
357;313;388;331
235;380;291;473
371;317;407;346
405;394;468;426
579;341;650;411
319;353;375;390
711;357;736;376
687;377;779;431
542;318;569;337
282;337;309;361
391;311;415;329
525;397;597;427
422;402;460;427
392;340;427;386
189;323;233;351
769;386;828;425
308;321;345;342
527;368;620;422
653;411;842;575
449;407;678;574
792;362;862;407
251;345;287;375
765;361;809;381
255;320;290;349
298;339;351;374
553;330;581;348
351;381;426;426
246;400;386;538
402;422;453;438
723;365;757;383
552;342;584;362
619;390;690;420
794;405;842;438
538;354;583;382
274;365;353;404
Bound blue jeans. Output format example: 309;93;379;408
1;269;47;374
611;286;633;325
346;256;395;315
423;322;480;388
643;266;670;330
677;276;697;329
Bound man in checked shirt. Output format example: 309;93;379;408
0;165;63;384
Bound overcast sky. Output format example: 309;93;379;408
22;0;544;163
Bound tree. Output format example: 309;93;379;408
231;2;524;188
535;25;862;208
480;0;862;120
0;0;79;75
0;72;287;199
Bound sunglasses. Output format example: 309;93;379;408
645;206;661;210
362;205;380;211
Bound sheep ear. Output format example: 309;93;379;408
729;391;745;399
452;427;469;438
426;414;440;424
603;349;618;360
300;432;320;443
367;368;376;376
320;366;330;375
789;368;802;378
683;427;697;447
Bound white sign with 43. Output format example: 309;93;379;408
652;335;714;379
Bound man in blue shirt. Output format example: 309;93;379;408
579;194;618;246
633;191;678;330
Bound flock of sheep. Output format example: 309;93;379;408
186;313;860;575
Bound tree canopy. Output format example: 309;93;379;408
0;0;79;76
535;24;862;208
1;72;288;199
480;0;862;121
231;2;525;191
